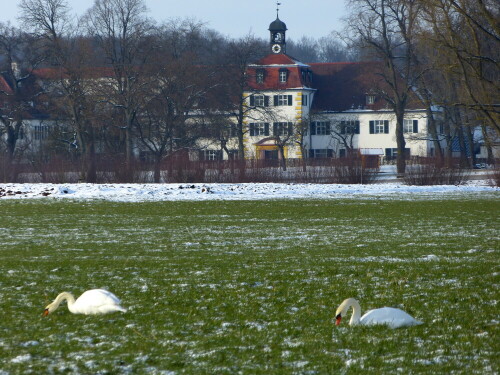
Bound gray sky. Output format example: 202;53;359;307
1;0;347;40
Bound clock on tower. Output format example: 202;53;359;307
268;6;287;54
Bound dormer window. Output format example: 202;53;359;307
279;69;288;83
366;94;376;105
256;69;265;84
301;69;313;85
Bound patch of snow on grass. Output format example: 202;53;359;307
11;354;32;363
0;182;497;202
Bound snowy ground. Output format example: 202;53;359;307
0;180;497;201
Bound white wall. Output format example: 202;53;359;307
307;110;438;158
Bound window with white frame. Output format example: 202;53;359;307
366;95;375;105
273;122;293;136
279;69;288;83
403;119;419;133
309;149;333;158
249;122;269;136
385;148;410;160
33;125;49;140
340;120;360;134
250;94;267;107
256;69;264;84
203;150;222;161
369;120;389;134
310;121;330;135
274;94;292;106
302;94;308;106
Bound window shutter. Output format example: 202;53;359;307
264;95;269;107
273;122;278;135
385;148;391;157
288;122;293;135
310;122;316;135
369;121;374;134
355;121;360;134
340;121;346;134
384;120;389;134
249;123;255;136
326;122;331;135
250;95;255;106
264;123;270;136
309;149;314;158
413;119;418;133
274;95;278;106
327;149;333;158
288;95;293;106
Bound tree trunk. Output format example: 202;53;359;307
278;146;287;171
154;156;161;183
125;126;134;182
426;108;443;161
85;138;97;183
395;110;407;175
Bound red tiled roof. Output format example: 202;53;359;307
247;53;312;90
33;66;116;80
309;62;422;111
0;75;14;95
256;54;308;66
309;62;382;111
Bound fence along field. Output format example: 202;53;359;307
0;198;498;374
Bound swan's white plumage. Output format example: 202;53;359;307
335;298;421;329
44;289;126;315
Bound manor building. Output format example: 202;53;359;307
224;14;445;164
1;13;459;167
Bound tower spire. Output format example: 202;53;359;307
269;5;287;54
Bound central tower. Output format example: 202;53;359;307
268;3;287;54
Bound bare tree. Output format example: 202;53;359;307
419;0;499;163
135;21;219;182
215;35;267;168
0;23;45;180
20;0;103;182
342;0;425;174
83;0;156;181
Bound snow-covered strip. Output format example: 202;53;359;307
0;182;497;202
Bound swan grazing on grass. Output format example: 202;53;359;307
43;289;126;316
335;298;422;329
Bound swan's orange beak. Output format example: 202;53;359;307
43;309;49;316
335;314;342;326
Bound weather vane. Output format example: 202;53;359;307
276;1;282;17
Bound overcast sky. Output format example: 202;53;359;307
0;0;347;40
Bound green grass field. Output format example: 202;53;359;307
0;197;498;374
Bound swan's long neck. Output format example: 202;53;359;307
51;292;76;312
347;299;362;326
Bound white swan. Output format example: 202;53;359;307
43;289;126;316
335;298;422;329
